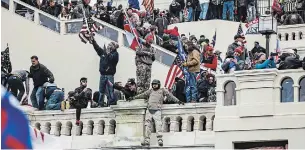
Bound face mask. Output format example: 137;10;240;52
237;41;242;46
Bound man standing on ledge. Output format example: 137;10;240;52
29;56;55;110
136;36;155;94
91;37;119;107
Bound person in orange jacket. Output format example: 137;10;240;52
201;45;218;71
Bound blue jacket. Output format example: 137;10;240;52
92;40;119;75
255;59;276;69
128;0;140;10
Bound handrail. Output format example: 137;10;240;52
12;0;60;21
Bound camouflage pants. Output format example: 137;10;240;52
136;62;152;94
144;109;162;140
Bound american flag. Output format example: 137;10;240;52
164;57;184;89
79;17;103;44
164;39;189;89
142;0;154;13
211;30;217;47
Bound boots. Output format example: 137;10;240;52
141;137;150;146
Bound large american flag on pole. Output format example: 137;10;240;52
142;0;154;13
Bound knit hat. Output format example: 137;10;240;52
162;35;170;41
234;46;243;54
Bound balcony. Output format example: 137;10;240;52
23;100;216;148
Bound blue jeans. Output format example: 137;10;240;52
30;86;44;110
222;1;234;20
98;75;116;106
185;72;198;102
200;3;209;20
188;7;193;21
46;90;64;110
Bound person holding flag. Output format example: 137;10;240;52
182;41;201;103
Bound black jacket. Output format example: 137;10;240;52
162;42;178;54
29;63;54;87
172;78;186;103
92;40;119;75
71;86;92;108
113;83;137;99
251;46;266;55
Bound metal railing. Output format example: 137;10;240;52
2;0;177;67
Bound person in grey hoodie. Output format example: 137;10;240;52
136;36;155;94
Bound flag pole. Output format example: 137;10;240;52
81;5;91;34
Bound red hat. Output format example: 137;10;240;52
145;36;154;43
234;46;243;54
206;46;214;52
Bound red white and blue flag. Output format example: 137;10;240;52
124;14;141;50
1;86;33;149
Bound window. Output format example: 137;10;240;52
224;81;236;106
281;78;294;102
299;78;305;102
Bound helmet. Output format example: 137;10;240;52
151;79;161;85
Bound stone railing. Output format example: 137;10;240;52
3;0;176;66
23;100;216;138
277;24;305;41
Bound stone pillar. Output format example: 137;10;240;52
117;32;124;46
206;119;212;131
9;0;14;12
170;121;176;132
34;11;40;25
111;99;147;146
293;84;300;102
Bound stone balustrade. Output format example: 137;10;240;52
278;24;305;41
23;100;216;138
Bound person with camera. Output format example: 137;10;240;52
68;77;92;125
254;53;276;69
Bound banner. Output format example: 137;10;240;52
245;18;259;35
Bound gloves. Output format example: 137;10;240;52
178;101;185;105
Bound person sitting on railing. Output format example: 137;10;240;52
283;8;304;25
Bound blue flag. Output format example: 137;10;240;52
1;86;33;149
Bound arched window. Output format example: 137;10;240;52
299;77;305;102
281;78;294;102
224;81;236;106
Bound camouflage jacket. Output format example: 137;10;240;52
134;88;180;110
135;45;155;65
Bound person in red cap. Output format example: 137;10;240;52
164;26;180;40
227;34;249;60
201;45;218;71
135;36;155;94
